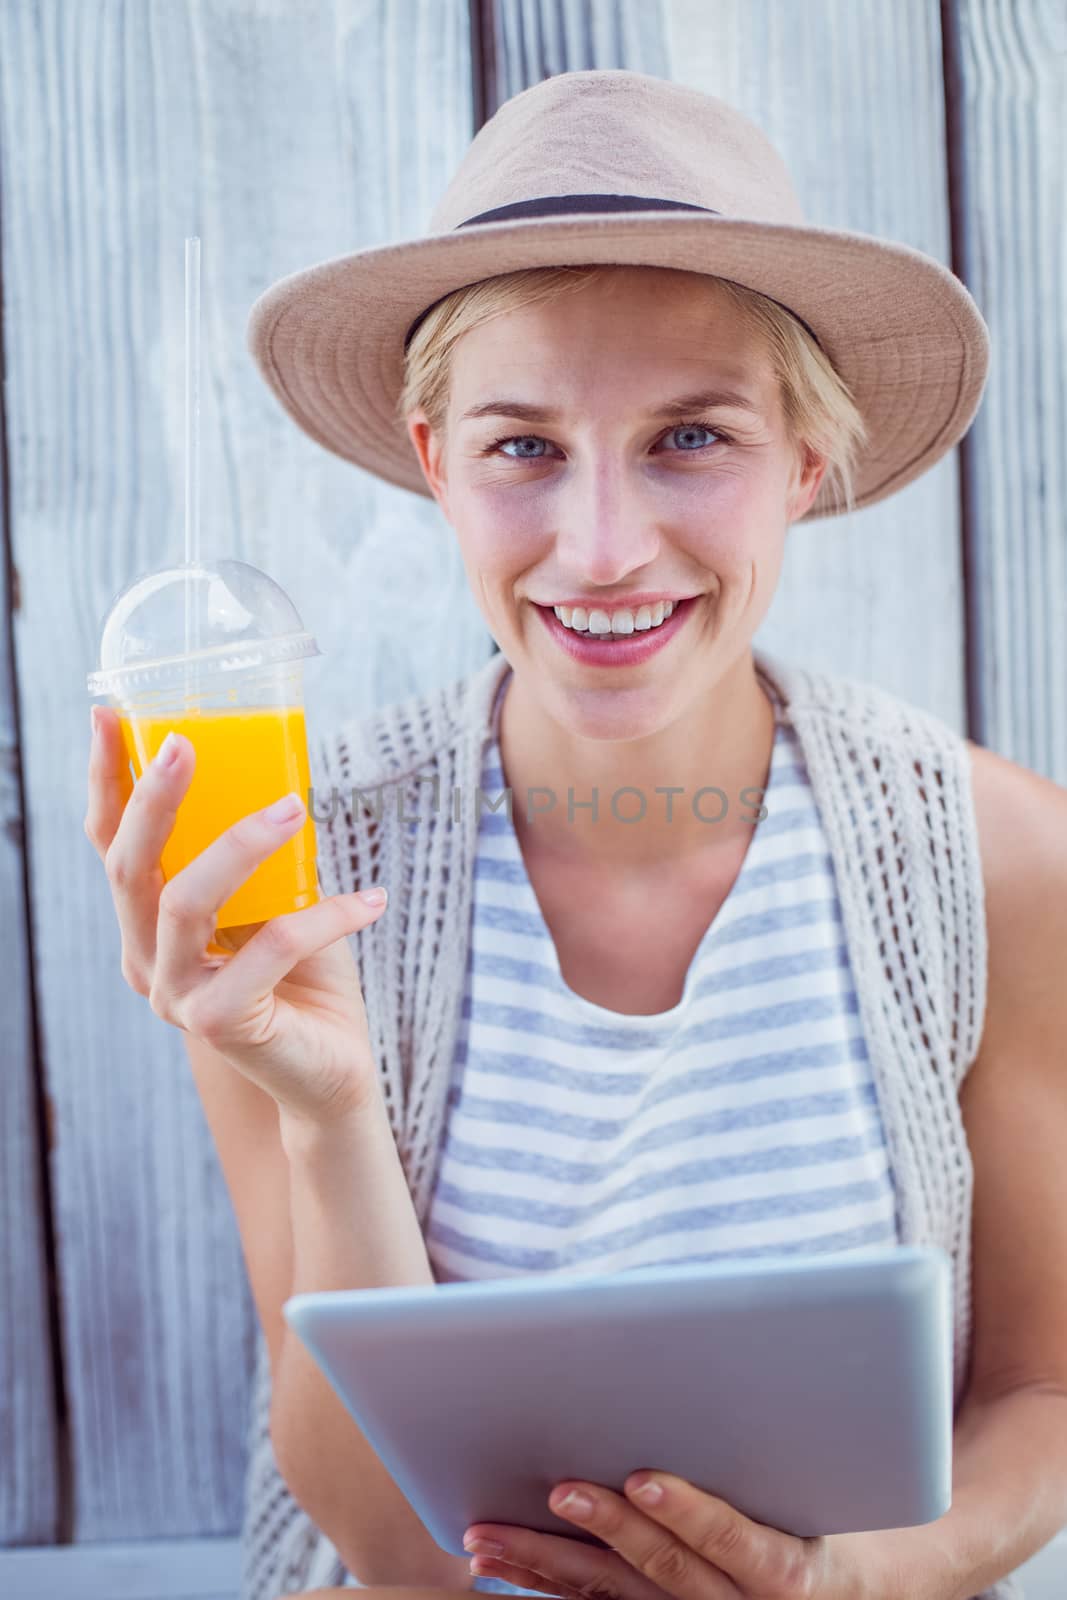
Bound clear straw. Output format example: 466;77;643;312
184;236;201;705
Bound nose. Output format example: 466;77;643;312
552;457;663;584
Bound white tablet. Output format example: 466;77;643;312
283;1244;953;1559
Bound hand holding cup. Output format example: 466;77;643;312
84;705;388;1127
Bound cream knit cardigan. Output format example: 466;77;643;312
238;644;1023;1600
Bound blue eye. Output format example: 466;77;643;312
494;435;551;459
484;418;731;461
663;422;721;451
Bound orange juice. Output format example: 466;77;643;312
118;705;320;934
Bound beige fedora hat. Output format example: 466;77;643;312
245;68;990;522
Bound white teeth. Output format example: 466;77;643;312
553;600;676;634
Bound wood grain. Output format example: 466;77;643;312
948;0;1066;775
0;1534;239;1597
0;140;60;1543
0;0;484;1545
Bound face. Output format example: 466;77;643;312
406;267;826;740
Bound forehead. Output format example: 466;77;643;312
449;269;775;408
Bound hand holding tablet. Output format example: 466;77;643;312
459;1455;937;1599
284;1245;953;1563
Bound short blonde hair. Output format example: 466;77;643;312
397;264;869;518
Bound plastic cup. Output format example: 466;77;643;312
87;558;323;957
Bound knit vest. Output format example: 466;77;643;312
239;644;1022;1600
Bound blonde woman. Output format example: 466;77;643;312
85;71;1066;1600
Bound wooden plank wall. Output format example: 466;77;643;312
0;0;1062;1581
945;0;1066;775
0;208;61;1545
0;0;484;1550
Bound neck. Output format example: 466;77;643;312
495;648;777;870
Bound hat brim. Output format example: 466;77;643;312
245;211;989;522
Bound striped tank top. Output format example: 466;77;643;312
423;664;900;1595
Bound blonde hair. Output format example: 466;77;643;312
397;265;869;518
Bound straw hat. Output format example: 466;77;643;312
245;68;989;522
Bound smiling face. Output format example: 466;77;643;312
406;266;826;740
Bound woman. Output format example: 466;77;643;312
85;70;1066;1600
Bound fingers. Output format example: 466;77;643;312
84;706;133;851
464;1558;566;1598
610;1474;816;1598
151;794;309;1005
90;710;193;989
469;1543;645;1600
464;1518;661;1600
151;792;378;1010
514;1478;740;1600
168;890;387;1054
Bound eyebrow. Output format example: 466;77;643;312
458;387;765;425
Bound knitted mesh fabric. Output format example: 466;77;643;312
237;644;1022;1600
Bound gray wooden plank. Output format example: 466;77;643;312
0;1535;239;1599
0;0;483;1545
491;0;671;96
950;0;1066;776
0;0;61;1541
487;0;972;729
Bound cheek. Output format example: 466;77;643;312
654;464;770;533
684;471;783;552
453;490;549;567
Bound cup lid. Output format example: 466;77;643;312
86;558;322;699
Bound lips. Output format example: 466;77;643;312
535;594;697;666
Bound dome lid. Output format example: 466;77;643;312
86;558;321;698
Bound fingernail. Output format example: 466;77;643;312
155;731;181;770
358;885;387;906
464;1538;504;1557
554;1489;594;1518
263;792;303;824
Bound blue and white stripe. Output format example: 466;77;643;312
422;667;899;1595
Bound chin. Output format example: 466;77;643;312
547;679;682;742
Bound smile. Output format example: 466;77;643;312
534;595;698;666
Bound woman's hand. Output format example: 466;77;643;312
84;706;388;1127
462;1472;929;1599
